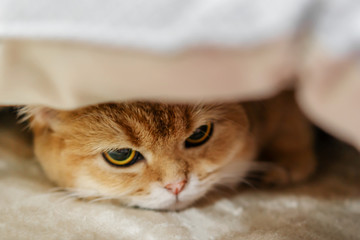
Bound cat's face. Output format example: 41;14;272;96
27;102;255;210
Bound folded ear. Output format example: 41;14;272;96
19;106;59;130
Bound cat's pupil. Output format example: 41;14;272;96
185;123;213;148
103;148;144;167
109;149;132;160
189;126;207;140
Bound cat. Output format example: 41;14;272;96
22;91;316;210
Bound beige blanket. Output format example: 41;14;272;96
1;2;360;149
1;119;359;239
1;40;360;151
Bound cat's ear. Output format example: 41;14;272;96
19;106;60;130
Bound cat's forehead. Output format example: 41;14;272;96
70;102;221;148
109;102;195;137
102;102;195;126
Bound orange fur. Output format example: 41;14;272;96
24;91;316;210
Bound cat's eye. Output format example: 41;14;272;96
102;148;144;167
185;123;213;148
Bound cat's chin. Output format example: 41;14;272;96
126;192;199;211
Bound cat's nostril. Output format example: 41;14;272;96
164;179;187;195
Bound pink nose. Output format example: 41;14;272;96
164;179;187;195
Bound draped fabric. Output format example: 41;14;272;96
1;0;360;147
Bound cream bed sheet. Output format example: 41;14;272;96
0;127;359;240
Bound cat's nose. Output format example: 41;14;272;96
164;179;187;195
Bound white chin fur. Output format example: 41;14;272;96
128;175;209;210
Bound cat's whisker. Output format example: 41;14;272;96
31;191;67;200
48;187;98;204
55;194;76;204
88;196;114;203
240;179;258;190
214;181;239;191
206;185;240;203
47;187;68;193
31;187;77;200
244;174;265;184
53;187;126;205
197;192;216;205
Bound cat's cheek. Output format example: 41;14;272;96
195;140;246;176
73;171;111;196
69;155;142;197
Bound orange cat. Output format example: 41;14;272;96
22;91;316;210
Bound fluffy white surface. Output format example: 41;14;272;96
0;0;314;50
1;0;360;55
1;137;360;240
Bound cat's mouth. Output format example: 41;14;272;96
129;190;200;211
131;176;208;211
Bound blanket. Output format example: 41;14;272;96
0;111;359;240
1;1;360;148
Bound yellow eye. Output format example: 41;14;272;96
185;123;213;148
102;148;143;167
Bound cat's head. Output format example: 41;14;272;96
24;102;255;210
